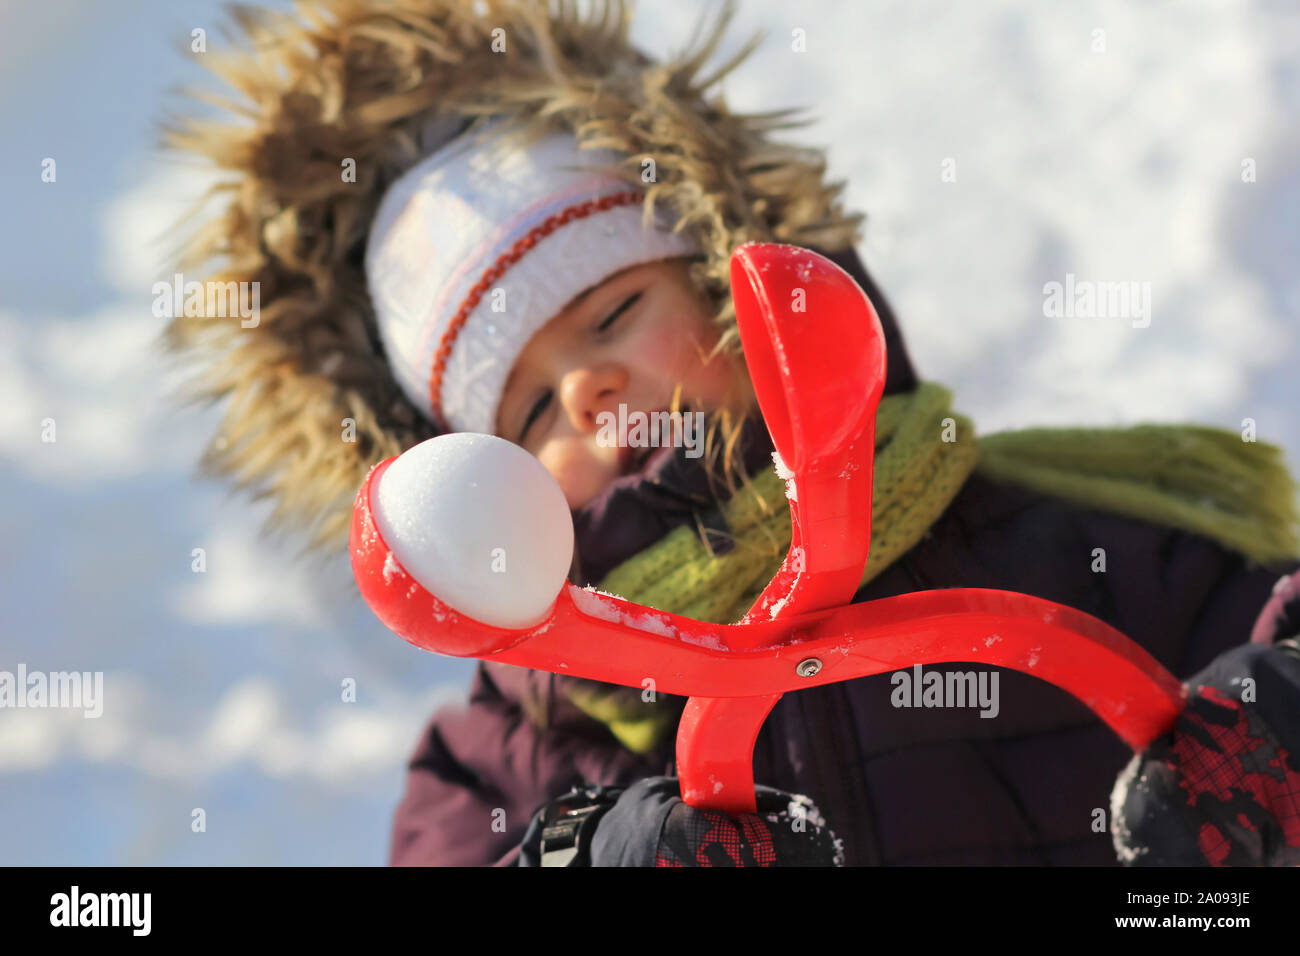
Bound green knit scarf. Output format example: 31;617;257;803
564;382;1300;753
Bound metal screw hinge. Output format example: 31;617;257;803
796;657;822;677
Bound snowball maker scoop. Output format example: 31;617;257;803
350;242;1186;815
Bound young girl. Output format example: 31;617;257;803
162;0;1300;866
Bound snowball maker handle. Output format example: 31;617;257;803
348;243;1187;818
728;243;884;628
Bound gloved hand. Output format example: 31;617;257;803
518;776;844;866
1110;630;1300;866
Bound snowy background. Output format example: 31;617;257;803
1;0;1296;864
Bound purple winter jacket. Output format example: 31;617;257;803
387;246;1297;866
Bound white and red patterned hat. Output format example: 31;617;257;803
365;117;700;435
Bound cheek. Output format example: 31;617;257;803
627;311;734;404
622;322;690;378
625;313;716;387
536;437;615;509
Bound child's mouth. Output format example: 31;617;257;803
619;442;658;476
627;445;658;475
617;408;681;476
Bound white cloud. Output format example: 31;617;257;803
0;671;467;784
0;158;231;485
98;158;229;297
701;0;1294;451
0;304;209;484
168;524;331;631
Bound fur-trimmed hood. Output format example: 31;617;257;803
158;0;864;559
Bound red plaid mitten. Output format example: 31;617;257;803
1111;633;1300;866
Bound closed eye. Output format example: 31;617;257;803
519;391;551;443
518;292;642;442
597;292;642;331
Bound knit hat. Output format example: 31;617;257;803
365;117;699;435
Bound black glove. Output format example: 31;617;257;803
1110;638;1300;865
519;776;844;867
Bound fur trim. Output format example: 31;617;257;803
157;0;863;561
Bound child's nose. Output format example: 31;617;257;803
559;364;627;434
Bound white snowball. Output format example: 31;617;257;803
372;432;574;630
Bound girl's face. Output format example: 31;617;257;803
494;257;753;510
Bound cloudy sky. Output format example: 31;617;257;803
1;0;1296;864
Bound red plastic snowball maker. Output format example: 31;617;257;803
350;242;1186;814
